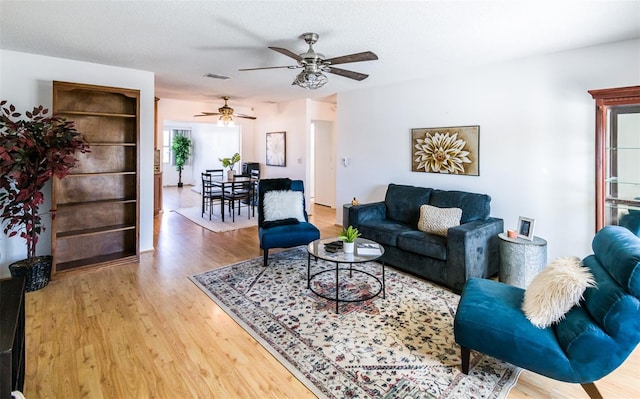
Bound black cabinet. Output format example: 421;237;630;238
0;278;26;398
241;162;259;176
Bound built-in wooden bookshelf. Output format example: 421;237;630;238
51;81;140;274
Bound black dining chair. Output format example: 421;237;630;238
201;172;223;220
205;169;223;179
223;174;251;222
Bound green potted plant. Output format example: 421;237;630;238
339;225;361;253
219;152;241;179
171;133;191;187
0;101;90;291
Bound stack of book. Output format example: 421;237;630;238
323;241;343;253
357;242;382;255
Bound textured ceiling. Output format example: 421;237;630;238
1;1;639;107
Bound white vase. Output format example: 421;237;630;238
227;169;234;180
343;242;354;253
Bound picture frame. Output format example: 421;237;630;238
517;216;535;240
266;131;286;167
411;125;479;176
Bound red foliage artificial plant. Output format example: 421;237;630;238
0;101;90;262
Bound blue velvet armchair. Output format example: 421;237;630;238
258;178;320;266
619;199;640;236
454;226;640;398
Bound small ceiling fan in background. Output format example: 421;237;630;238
239;32;378;89
194;96;257;126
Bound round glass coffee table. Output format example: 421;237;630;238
307;237;385;313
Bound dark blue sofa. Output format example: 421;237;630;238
347;183;503;293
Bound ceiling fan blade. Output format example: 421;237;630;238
268;46;303;62
327;67;369;81
324;51;378;65
194;112;221;117
239;65;299;71
235;114;257;120
195;112;256;120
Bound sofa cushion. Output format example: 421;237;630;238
429;190;491;223
359;220;409;247
417;204;462;237
398;230;448;260
384;184;432;225
259;222;320;249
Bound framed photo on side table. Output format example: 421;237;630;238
517;216;535;240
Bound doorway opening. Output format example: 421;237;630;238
310;120;336;208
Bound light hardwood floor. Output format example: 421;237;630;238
23;187;639;398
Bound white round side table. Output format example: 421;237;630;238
498;233;547;289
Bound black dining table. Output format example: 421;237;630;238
210;176;252;222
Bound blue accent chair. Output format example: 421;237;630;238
454;226;640;398
258;178;320;266
619;198;640;236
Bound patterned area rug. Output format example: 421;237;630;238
190;247;520;399
173;205;257;232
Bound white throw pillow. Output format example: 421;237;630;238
522;256;596;328
263;190;306;222
417;204;462;237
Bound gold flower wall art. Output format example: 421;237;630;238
412;125;479;176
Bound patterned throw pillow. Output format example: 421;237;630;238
417;204;462;237
522;256;596;328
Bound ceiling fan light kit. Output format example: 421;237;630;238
240;32;378;90
293;71;328;89
217;115;234;127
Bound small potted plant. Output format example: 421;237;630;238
0;101;90;291
219;152;241;179
171;133;191;187
339;225;361;253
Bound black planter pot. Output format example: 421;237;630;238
8;255;52;292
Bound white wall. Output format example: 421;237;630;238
157;98;257;186
0;50;155;276
252;99;335;180
162;121;241;187
253;99;336;213
306;99;337;203
254;99;308;180
336;39;640;261
311;120;337;207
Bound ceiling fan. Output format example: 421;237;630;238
194;96;257;126
239;32;378;89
